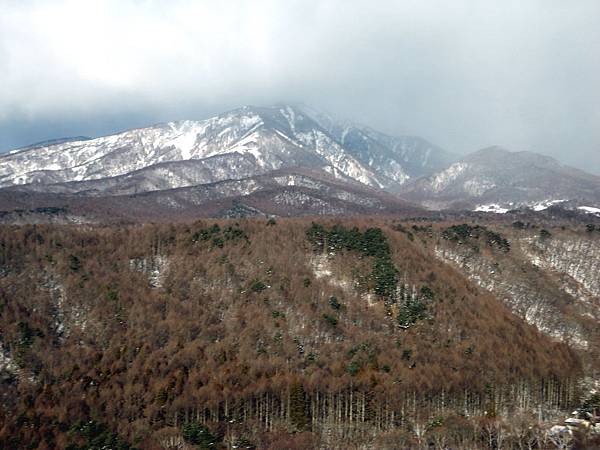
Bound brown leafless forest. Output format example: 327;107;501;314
0;218;597;449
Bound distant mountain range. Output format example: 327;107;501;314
0;104;598;221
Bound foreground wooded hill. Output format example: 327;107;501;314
0;218;594;449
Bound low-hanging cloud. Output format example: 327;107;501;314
1;0;599;173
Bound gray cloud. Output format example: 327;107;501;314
1;0;599;173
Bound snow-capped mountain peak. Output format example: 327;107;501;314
0;104;452;195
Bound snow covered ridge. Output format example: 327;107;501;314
0;111;265;186
0;104;450;195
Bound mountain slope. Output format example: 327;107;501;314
400;146;600;210
0;168;423;222
0;107;336;187
427;222;600;353
299;104;456;187
0;105;454;196
0;219;581;448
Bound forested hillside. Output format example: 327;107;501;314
0;219;591;449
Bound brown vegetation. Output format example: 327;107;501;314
0;218;585;449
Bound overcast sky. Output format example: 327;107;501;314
1;0;599;173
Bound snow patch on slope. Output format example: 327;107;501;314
310;255;355;294
0;350;21;380
430;162;469;192
129;255;169;288
578;206;600;216
532;199;568;211
462;178;496;196
474;204;509;214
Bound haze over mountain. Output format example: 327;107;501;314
2;1;600;174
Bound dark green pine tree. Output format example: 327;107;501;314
181;422;217;450
373;257;399;299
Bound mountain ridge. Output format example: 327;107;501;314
0;167;423;222
0;105;452;191
1;104;599;220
